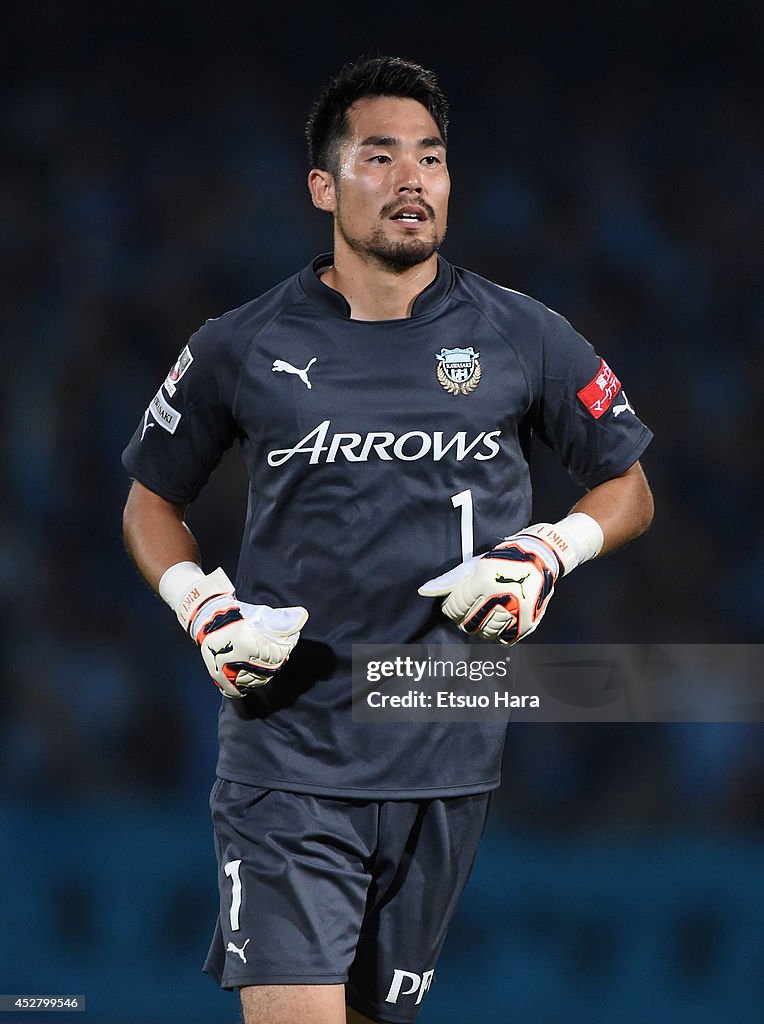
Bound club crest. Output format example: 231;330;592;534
436;347;482;395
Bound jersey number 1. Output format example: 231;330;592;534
451;489;474;561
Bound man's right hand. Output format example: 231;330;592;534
177;568;309;698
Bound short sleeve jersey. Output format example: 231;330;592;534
122;254;652;798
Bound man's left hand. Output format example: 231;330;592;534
418;528;564;644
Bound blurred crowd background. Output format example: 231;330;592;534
1;1;762;1021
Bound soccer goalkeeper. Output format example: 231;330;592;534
122;56;653;1024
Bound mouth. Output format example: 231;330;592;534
389;204;429;225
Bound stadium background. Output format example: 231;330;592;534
1;1;762;1020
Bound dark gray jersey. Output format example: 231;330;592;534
122;254;652;797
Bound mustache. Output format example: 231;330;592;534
380;198;437;220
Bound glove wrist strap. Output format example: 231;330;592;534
526;513;604;576
159;563;235;632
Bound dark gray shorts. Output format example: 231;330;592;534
203;779;492;1023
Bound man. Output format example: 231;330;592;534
122;56;653;1024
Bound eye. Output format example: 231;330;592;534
421;154;442;166
369;154;391;164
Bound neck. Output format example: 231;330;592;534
319;241;438;320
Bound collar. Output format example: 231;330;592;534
298;252;455;320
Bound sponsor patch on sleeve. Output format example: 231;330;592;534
576;359;622;419
148;389;181;433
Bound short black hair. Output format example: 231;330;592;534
306;56;449;175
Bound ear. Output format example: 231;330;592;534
308;168;337;213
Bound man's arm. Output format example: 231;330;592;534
122;479;201;591
569;459;654;556
122;479;308;698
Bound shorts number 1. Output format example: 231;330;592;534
224;859;243;932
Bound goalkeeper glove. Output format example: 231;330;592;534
159;563;308;698
418;513;603;644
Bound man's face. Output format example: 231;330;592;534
330;96;450;272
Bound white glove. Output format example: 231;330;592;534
160;565;308;698
418;514;603;645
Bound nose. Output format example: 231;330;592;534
396;157;423;193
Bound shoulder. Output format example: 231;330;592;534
447;264;587;390
189;270;308;360
449;264;573;341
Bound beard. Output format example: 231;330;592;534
336;201;446;273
